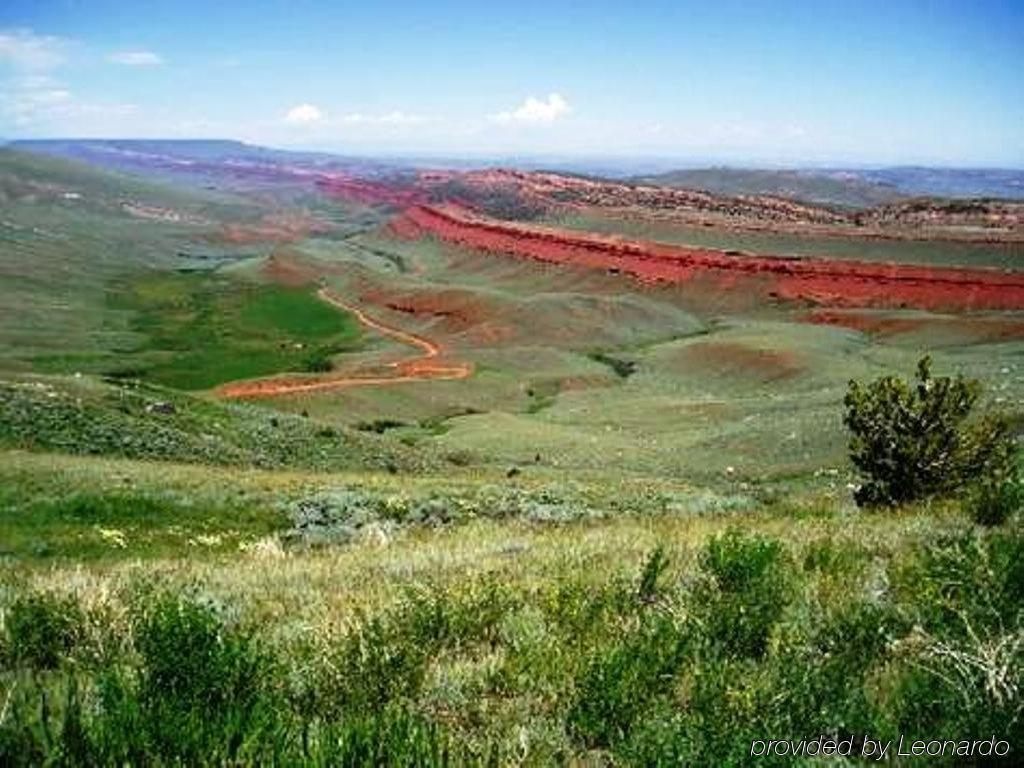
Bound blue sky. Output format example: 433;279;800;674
1;0;1021;165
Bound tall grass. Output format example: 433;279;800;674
2;522;1021;765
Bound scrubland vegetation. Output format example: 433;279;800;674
1;497;1021;764
1;360;1021;765
2;146;1023;765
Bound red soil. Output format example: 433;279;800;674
214;212;331;245
260;251;325;286
357;285;521;346
679;342;803;382
806;309;1024;342
805;311;928;337
218;288;472;398
360;286;497;334
316;175;426;208
397;205;1024;312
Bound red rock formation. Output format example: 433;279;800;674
397;204;1024;311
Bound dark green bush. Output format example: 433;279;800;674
567;613;690;748
3;591;83;669
698;529;794;659
637;544;670;603
892;528;1024;641
615;707;696;766
134;597;262;708
775;599;898;740
101;596;272;763
968;474;1022;526
302;348;334;373
323;582;517;716
843;356;1015;506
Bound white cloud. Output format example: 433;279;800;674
1;74;134;127
284;103;324;125
0;28;66;71
0;29;138;130
107;50;164;67
491;93;570;124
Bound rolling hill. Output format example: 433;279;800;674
3;140;1023;765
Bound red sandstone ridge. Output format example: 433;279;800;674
397;204;1024;312
316;175;426;208
411;169;1023;236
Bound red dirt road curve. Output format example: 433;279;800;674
217;288;472;399
398;205;1024;312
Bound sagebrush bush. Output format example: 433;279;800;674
107;596;271;763
698;529;794;659
2;591;83;669
844;356;1015;507
968;474;1022;526
776;599;899;738
881;529;1024;755
567;613;690;748
892;528;1024;642
321;581;518;717
637;544;670;603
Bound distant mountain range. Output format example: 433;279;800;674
632;167;1024;207
8;139;1024;208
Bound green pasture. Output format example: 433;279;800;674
104;273;361;389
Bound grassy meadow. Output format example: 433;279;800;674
2;448;1020;764
102;273;361;389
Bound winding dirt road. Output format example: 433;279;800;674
217;288;472;399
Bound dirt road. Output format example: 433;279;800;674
217;288;472;398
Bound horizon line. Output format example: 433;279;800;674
4;136;1023;172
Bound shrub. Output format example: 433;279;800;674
107;596;271;763
883;528;1024;749
968;473;1022;526
355;418;407;434
3;592;83;669
774;599;898;738
892;528;1024;642
698;530;793;659
637;545;670;603
615;707;696;765
302;351;334;373
329;612;432;714
887;627;1024;756
567;613;690;748
134;598;260;707
322;582;517;716
843;356;1015;506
